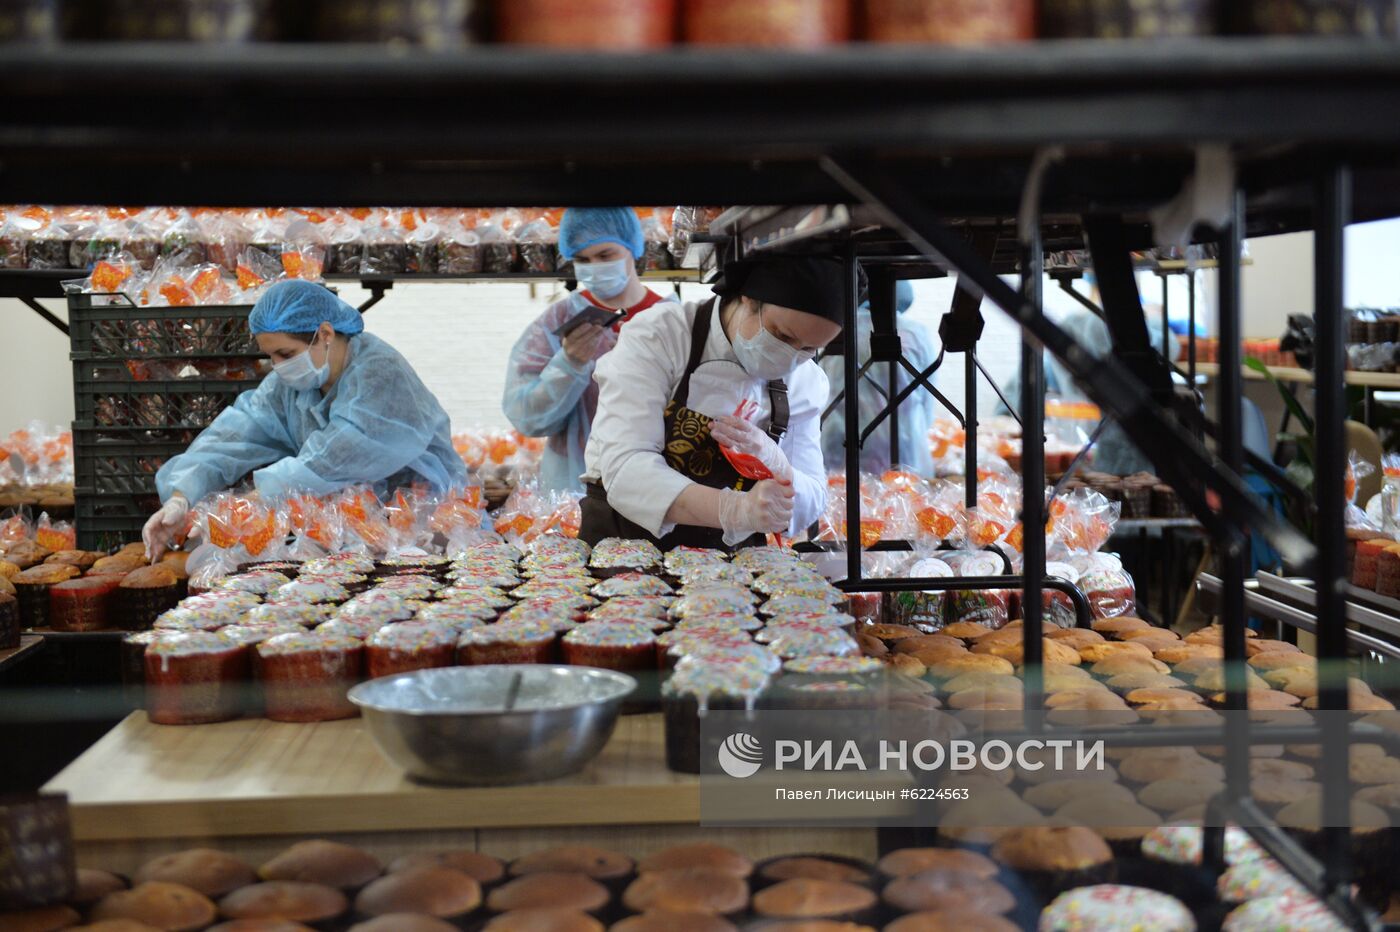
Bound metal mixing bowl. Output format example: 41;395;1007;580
348;665;636;786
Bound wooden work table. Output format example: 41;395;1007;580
45;712;875;874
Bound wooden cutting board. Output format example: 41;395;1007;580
46;712;696;841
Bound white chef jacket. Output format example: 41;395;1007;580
583;299;830;540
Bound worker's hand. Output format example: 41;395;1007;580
562;323;608;367
142;494;189;562
717;481;794;547
709;414;793;482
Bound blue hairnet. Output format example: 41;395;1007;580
559;208;645;261
249;280;365;336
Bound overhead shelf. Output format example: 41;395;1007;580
4;40;1400;226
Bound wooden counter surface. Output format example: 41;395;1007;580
46;711;698;842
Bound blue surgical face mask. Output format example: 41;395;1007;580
732;303;813;381
575;258;632;301
274;333;331;392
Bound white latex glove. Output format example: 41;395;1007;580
709;414;793;482
718;481;794;547
143;494;189;562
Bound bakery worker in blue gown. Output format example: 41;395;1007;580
143;279;466;559
502;207;672;495
821;280;939;476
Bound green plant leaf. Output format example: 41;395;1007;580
1245;356;1315;435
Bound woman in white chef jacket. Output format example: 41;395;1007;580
581;256;860;549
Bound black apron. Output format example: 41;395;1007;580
581;299;789;550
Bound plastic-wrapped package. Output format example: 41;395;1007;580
668;206;724;264
882;555;953;632
640;210;673;272
940;549;1011;630
243;211;286;265
0;217;28;269
121;214;162;270
438;223;483;275
235;245;284;298
34;512;75;552
516;218;559;275
199;492;288;562
77;214;129;270
278;219;327;281
478;213;520;274
159;210;208;265
361;218;407;275
324;214;366;275
203;211;250;273
406;222;441;274
64;207;101;269
1068;551;1137;620
25;220;69;270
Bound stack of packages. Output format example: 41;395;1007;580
452;429;546;506
0;423;74;518
0;206;685;278
809;469;1136;631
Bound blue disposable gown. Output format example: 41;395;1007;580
1000;311;1179;476
821;307;940;477
504;291;668;495
156;332;466;505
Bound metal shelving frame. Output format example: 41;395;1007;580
4;38;1398;928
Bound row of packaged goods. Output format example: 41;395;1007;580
1;205;713;284
8;541;1400;929
0;423;75;518
2;0;1394;45
11;830;1396;932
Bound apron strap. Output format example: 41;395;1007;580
766;379;789;442
674;297;789;443
670;298;716;407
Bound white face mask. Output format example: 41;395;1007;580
575;258;632;301
274;332;331;392
731;303;813;381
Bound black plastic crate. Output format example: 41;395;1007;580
74;496;160;551
72;429;192;497
69;293;268;549
69;292;260;359
74;381;263;430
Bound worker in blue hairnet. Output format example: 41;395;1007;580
143;280;466;560
821;281;939;476
502;208;673;494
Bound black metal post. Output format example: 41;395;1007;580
1219;191;1250;809
1021;226;1046;711
966;351;978;506
1161;272;1171;356
1314;163;1354;898
844;245;863;586
1188;270;1198;387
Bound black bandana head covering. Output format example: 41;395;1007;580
712;256;867;327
